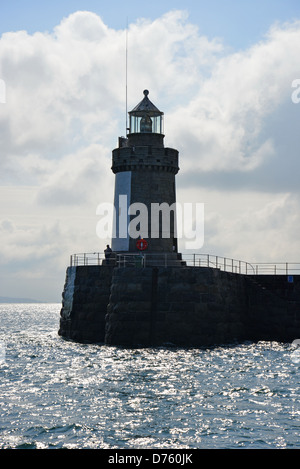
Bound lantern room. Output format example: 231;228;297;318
128;90;164;135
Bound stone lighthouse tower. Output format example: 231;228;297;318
111;90;180;257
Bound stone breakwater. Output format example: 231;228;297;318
58;265;300;347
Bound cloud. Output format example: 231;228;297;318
36;143;112;206
168;21;300;188
0;10;300;300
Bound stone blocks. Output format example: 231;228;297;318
58;265;300;347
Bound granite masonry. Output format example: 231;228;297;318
58;265;300;347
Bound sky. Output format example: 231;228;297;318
1;0;300;301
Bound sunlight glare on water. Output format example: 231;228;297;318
0;303;299;449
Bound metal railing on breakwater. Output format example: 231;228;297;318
69;252;300;276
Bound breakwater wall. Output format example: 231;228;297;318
58;265;300;347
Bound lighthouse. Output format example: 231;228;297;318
59;89;300;348
111;90;180;258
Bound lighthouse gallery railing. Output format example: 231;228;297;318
69;252;300;275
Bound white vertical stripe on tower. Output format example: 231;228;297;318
111;171;132;251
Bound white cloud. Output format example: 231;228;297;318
168;20;300;178
36;143;113;206
0;11;300;300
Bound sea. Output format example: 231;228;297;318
0;303;299;451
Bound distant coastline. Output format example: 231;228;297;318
0;296;44;304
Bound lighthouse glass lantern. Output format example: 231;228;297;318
129;90;164;135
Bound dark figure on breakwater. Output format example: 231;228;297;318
104;245;112;263
104;244;112;257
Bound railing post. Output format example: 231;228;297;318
207;254;210;267
286;263;288;275
193;253;195;266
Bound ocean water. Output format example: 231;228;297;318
0;303;299;450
